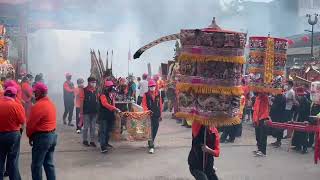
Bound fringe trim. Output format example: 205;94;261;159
178;53;245;64
249;85;283;95
176;83;243;96
0;39;6;47
248;67;284;76
175;112;241;127
120;111;152;120
249;51;287;58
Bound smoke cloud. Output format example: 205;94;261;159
26;0;308;94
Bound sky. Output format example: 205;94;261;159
25;0;309;93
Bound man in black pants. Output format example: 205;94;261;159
99;81;120;153
188;122;220;180
253;93;270;157
220;126;236;143
309;103;320;148
270;94;286;146
142;80;162;154
63;73;75;126
0;87;26;180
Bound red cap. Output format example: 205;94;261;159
153;74;160;80
33;82;48;94
65;73;72;77
120;78;126;83
105;80;114;87
4;80;19;89
142;73;148;78
148;80;157;87
4;86;17;95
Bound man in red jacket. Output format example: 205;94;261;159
253;93;270;157
99;81;121;153
27;82;57;180
142;80;163;154
0;86;26;180
63;73;75;126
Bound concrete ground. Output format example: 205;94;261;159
13;98;320;180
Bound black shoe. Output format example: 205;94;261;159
90;142;97;147
291;146;301;151
3;171;8;177
63;120;67;125
107;144;113;148
68;122;74;127
226;139;235;143
83;141;90;146
271;141;281;148
101;147;108;153
220;139;226;143
302;149;308;154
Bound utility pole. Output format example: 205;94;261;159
306;14;319;58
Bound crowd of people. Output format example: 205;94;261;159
238;80;317;157
1;71;319;180
62;72;166;154
0;73;57;180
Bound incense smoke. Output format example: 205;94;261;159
25;0;308;96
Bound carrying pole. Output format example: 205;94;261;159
203;127;207;171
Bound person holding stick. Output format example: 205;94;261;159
188;121;220;180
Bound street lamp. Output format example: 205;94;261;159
306;13;319;58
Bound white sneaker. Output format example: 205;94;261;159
149;148;155;154
76;130;81;134
255;151;266;157
252;150;259;154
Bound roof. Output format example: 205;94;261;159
287;46;320;56
286;32;320;48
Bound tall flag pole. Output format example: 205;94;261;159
106;51;109;70
111;50;113;74
128;41;132;76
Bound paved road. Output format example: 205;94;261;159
15;111;320;180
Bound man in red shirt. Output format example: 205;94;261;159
27;82;57;180
99;81;121;153
142;80;163;154
21;76;33;118
74;78;84;133
253;93;270;157
188;121;220;180
0;86;26;180
4;80;23;104
63;73;75;126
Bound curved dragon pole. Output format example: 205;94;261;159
133;33;181;59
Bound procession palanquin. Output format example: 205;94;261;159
89;49;152;142
176;20;247;127
247;36;288;94
133;17;246;127
111;104;152;142
0;25;15;78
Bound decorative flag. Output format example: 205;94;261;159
302;36;310;43
287;39;295;46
